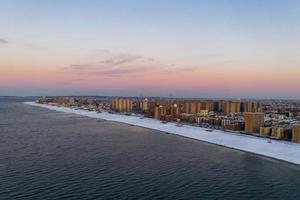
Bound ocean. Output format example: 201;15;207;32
1;97;300;199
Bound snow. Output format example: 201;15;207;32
25;102;300;165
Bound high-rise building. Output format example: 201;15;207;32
196;102;203;113
242;102;262;112
223;102;241;114
112;99;116;110
184;101;215;114
244;112;264;133
141;98;149;111
154;105;166;120
190;103;197;114
292;124;300;143
170;104;180;118
112;98;133;112
184;102;192;113
205;101;216;112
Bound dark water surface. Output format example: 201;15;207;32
1;98;300;199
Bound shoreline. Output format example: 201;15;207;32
106;120;300;168
24;102;300;166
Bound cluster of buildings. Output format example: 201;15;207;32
110;98;300;143
37;96;300;143
36;96;111;112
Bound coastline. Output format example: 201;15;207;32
24;101;300;166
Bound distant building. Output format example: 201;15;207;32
242;102;262;112
112;98;133;112
271;127;285;139
170;104;180;118
180;113;195;123
68;98;75;105
244;112;264;133
184;102;196;114
260;127;271;137
220;101;261;114
154;105;166;120
292;124;300;143
224;123;244;131
222;119;231;127
223;101;241;114
184;101;215;114
198;110;209;117
142;98;149;111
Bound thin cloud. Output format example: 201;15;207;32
92;66;156;77
147;58;155;62
67;64;91;70
161;66;198;74
0;38;8;44
63;52;199;77
101;54;143;65
55;78;85;85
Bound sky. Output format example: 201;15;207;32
0;0;300;98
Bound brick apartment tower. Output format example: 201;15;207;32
292;124;300;143
244;112;264;133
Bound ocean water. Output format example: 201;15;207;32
1;98;300;200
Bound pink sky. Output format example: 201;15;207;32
1;59;299;98
1;1;300;98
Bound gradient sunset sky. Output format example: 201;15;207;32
1;0;300;98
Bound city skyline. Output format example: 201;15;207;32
1;0;300;98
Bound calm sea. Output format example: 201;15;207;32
1;97;300;200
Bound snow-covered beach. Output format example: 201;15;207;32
25;102;300;166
